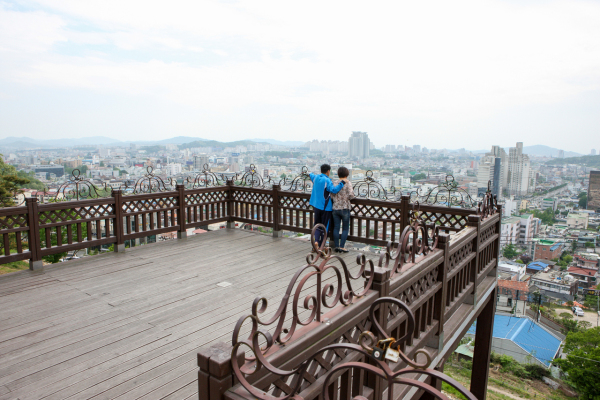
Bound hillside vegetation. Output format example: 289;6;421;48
546;155;600;167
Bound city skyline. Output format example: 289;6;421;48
1;1;599;153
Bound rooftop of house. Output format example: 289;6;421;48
531;270;577;285
527;261;549;271
498;280;529;292
567;266;598;277
468;315;561;367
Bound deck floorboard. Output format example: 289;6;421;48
0;229;362;399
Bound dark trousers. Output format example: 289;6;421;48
313;208;332;246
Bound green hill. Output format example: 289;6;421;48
545;155;600;168
178;140;267;150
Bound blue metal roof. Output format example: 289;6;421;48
550;243;563;251
468;315;561;366
527;261;548;271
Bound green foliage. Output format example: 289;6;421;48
411;173;427;181
546;155;600;167
64;165;88;176
441;382;468;400
139;145;164;153
554;327;600;399
40;209;88;264
584;242;595;248
532;208;556;225
392;168;403;173
579;193;587;208
178;139;266;150
523;364;550;380
559;312;573;319
16;171;45;190
0;155;30;207
503;244;519;259
515;259;524;264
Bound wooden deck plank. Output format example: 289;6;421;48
0;229;364;400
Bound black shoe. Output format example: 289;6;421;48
334;248;340;253
339;248;349;253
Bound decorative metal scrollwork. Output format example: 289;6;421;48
279;166;313;193
409;175;477;208
379;205;440;278
123;166;174;194
353;170;395;200
233;164;273;188
232;223;374;364
55;169;111;201
477;180;498;218
232;297;477;400
184;164;225;188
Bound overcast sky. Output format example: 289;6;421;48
1;0;599;152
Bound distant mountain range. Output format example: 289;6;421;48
0;136;580;156
470;145;580;158
0;136;306;149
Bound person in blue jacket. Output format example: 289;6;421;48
309;164;347;246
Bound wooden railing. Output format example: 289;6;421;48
0;183;484;269
198;211;501;400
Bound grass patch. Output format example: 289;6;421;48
442;382;469;400
0;260;29;275
489;377;531;398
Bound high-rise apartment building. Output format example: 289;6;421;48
477;145;508;198
507;142;530;196
348;131;370;159
591;149;597;155
194;154;209;170
558;150;565;158
588;170;600;211
413;145;421;153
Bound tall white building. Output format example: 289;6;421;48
348;131;370;159
507;142;530;196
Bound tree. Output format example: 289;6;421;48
520;254;532;264
584;242;595;248
579;193;587;208
578;321;592;330
99;161;105;167
411;173;427;182
532;209;556;225
502;244;518;259
515;259;524;264
559;312;573;319
554;327;600;399
0;155;30;207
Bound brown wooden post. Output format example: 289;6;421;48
26;198;42;271
198;342;243;400
400;194;411;232
226;180;235;229
272;184;282;237
470;286;497;400
365;266;391;399
112;189;125;252
492;205;503;276
429;233;450;352
467;215;481;305
176;184;187;239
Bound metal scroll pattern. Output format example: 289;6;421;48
231;297;477;400
353;170;396;201
231;223;374;364
379;208;440;278
408;175;478;208
54;169;111;201
278;166;313;193
477;180;498;218
122;166;175;194
183;164;225;188
232;164;274;189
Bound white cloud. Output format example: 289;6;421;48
1;0;600;149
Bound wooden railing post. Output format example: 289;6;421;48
112;189;125;252
493;205;503;274
272;184;282;237
26;198;42;271
177;184;187;239
365;266;391;399
429;233;450;352
226;180;235;229
470;286;497;400
467;215;481;305
400;194;411;232
198;342;243;400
